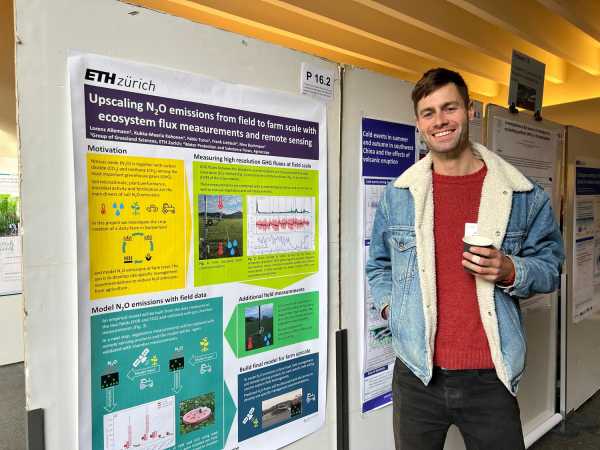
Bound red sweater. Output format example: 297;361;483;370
432;165;494;369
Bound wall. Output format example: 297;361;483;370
544;98;600;134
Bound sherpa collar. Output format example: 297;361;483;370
393;142;533;192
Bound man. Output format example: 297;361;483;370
366;68;564;450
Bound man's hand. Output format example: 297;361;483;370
462;246;515;284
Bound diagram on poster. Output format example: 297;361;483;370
69;53;327;450
103;397;175;450
247;196;315;255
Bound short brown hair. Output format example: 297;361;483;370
411;68;470;114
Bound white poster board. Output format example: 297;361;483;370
69;53;328;450
485;105;564;444
564;127;600;413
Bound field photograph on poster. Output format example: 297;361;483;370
198;194;243;260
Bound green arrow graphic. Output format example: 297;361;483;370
224;382;237;443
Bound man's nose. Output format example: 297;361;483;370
433;111;448;127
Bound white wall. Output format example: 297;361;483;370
0;294;24;365
15;0;340;448
544;99;600;135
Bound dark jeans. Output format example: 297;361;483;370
392;359;525;450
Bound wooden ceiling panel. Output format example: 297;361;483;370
125;0;600;106
537;0;600;43
354;0;567;84
265;0;511;86
448;0;600;75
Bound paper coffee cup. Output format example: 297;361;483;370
462;235;494;253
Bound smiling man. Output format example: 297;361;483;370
366;68;564;450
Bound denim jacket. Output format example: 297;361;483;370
366;143;564;395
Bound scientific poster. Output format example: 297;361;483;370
361;117;417;412
0;174;21;296
488;114;563;310
573;162;600;323
490;116;560;196
69;53;327;450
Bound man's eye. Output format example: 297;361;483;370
421;112;432;118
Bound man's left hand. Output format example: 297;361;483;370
462;246;515;284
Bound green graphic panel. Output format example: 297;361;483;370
193;163;319;287
244;273;311;290
90;298;223;450
225;291;319;358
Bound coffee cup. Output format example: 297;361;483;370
462;235;494;272
462;235;494;254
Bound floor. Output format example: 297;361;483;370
530;391;600;450
1;361;599;450
0;363;26;450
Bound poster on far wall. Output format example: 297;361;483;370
69;53;328;450
490;116;560;197
0;174;22;296
361;117;417;413
573;161;600;323
488;115;562;311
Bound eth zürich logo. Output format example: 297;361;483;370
84;68;157;93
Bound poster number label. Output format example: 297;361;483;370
301;63;334;101
306;71;331;87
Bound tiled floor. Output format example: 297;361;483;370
529;391;600;450
0;363;26;450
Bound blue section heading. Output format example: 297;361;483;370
364;177;392;186
362;392;392;413
576;167;600;195
362;118;416;178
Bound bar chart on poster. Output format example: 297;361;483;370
103;397;176;450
